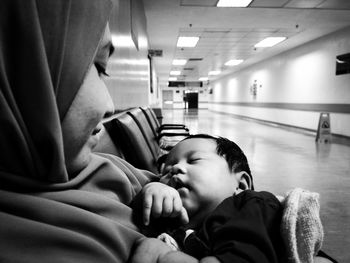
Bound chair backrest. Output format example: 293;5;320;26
151;108;163;125
127;108;162;160
112;112;159;173
139;107;159;137
93;121;125;158
144;107;161;129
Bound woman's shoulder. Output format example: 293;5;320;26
94;153;158;181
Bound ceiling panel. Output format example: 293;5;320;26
198;38;223;43
317;0;350;9
250;0;290;8
285;0;326;8
200;32;228;38
179;0;350;9
225;31;250;38
221;38;245;42
180;0;217;7
143;0;350;83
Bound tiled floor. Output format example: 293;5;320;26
162;109;350;262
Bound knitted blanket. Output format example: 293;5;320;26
280;188;324;263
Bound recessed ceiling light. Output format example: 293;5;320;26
225;59;244;66
208;70;221;75
170;70;181;76
199;77;208;81
168;77;177;81
217;0;252;7
172;59;187;66
177;37;199;47
254;37;287;47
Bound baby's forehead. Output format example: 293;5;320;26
167;138;217;160
179;137;217;149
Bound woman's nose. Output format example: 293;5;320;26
103;87;115;118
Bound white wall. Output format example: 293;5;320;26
106;0;161;111
208;26;350;137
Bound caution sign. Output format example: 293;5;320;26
316;112;332;143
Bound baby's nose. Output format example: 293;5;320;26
171;162;186;174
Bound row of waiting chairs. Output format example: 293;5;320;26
94;107;190;174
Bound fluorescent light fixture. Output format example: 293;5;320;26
199;77;208;81
168;77;177;81
170;70;181;76
225;59;243;66
254;37;287;48
172;59;187;66
111;35;135;48
217;0;252;7
177;37;199;47
208;70;221;75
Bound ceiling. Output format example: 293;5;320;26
143;0;350;86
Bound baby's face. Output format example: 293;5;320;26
160;138;239;219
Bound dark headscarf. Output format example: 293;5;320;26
0;0;112;182
0;0;155;262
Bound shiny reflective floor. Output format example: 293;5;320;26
162;109;350;262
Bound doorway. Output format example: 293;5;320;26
186;91;198;109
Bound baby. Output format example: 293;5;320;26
133;134;285;263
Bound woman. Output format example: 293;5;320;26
0;0;156;262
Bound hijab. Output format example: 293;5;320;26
0;0;156;262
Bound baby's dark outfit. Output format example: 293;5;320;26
173;190;285;263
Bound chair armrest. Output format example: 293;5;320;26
159;126;189;132
157;132;189;140
158;124;187;131
159;129;190;135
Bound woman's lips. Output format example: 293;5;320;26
90;124;103;149
92;123;103;135
92;127;101;135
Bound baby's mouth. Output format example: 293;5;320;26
170;177;187;190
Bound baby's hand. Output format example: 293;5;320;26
141;182;189;226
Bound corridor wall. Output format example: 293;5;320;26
208;26;350;138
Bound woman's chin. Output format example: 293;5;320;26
66;149;93;176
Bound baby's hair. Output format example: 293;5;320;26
182;134;254;190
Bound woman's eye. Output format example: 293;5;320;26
94;63;109;77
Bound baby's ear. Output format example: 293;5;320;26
236;171;252;190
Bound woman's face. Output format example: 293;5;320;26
61;25;115;176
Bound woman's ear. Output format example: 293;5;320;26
235;171;252;190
